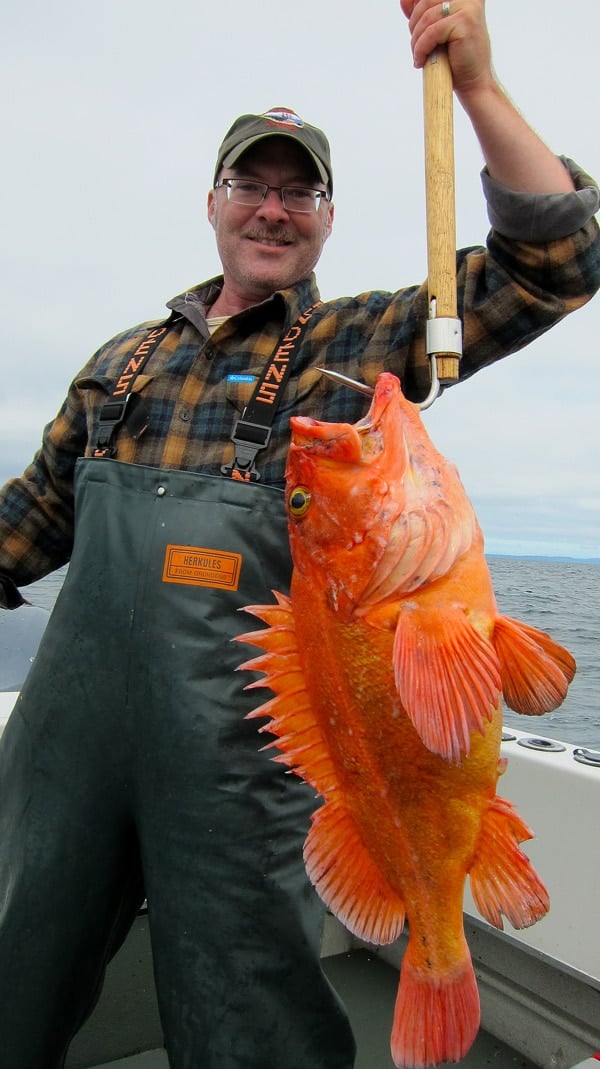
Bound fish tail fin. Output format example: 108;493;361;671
304;800;406;945
493;614;576;715
470;795;549;930
391;944;479;1068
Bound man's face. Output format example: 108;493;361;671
207;137;334;304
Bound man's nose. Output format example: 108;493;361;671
257;187;289;220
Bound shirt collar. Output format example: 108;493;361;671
165;274;321;337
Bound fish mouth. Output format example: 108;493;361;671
290;373;401;463
289;417;367;464
357;372;403;425
354;380;394;439
290;410;383;464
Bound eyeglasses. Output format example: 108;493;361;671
214;178;330;214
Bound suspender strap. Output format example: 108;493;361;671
92;315;177;458
90;301;320;473
221;301;322;483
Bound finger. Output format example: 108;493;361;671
399;0;416;18
407;0;447;34
408;2;457;68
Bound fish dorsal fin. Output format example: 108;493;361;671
492;615;576;715
392;600;502;763
237;592;338;797
237;593;406;946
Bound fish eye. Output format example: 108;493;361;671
288;486;311;517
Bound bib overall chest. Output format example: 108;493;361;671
0;457;356;1069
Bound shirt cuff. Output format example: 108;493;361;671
481;156;600;241
0;575;26;609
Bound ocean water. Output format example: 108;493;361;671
487;556;600;750
13;556;600;750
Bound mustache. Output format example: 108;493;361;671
242;227;295;244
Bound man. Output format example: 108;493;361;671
0;2;599;1067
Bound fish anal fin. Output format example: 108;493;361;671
393;603;501;764
493;615;576;715
469;794;549;931
304;800;406;946
391;946;479;1068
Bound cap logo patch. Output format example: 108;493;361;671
262;107;304;129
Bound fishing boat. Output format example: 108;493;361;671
1;612;599;1069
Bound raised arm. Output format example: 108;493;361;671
400;0;575;193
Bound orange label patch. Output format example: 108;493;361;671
162;544;242;591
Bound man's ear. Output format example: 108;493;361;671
207;188;216;229
324;201;334;241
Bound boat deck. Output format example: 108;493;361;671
88;947;537;1069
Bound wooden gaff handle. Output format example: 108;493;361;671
423;46;461;384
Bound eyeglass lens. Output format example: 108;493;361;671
220;179;326;213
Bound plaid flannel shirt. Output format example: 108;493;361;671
1;160;600;599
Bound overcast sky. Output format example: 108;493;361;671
1;0;599;559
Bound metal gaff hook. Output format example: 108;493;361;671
315;359;440;410
418;354;441;410
314;368;374;397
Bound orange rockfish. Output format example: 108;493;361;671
237;372;575;1068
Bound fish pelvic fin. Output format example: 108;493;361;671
469;794;549;930
392;602;501;764
391;941;479;1068
304;800;406;945
493;615;576;715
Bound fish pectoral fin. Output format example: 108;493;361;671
469;795;549;931
392;603;501;764
304;799;406;946
493;614;576;715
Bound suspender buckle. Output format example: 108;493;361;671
221;419;272;483
93;398;133;458
90;314;177;460
220;301;322;484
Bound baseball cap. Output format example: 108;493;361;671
214;107;333;193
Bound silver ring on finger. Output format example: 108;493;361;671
441;1;451;16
